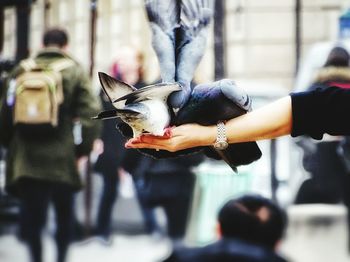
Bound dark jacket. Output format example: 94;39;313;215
163;238;287;262
122;151;204;205
93;92;126;176
0;47;101;194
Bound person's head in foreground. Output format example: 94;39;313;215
218;194;287;251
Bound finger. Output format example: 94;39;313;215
125;141;164;150
125;135;174;149
141;131;172;139
137;134;170;143
127;137;142;144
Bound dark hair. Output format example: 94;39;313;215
43;28;68;48
218;194;287;250
324;46;350;67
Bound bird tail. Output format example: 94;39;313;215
145;0;180;32
204;142;262;173
180;0;214;36
92;107;143;120
113;82;181;103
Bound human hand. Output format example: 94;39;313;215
125;123;216;152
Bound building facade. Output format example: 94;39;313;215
1;0;349;92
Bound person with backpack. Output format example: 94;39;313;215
0;28;101;262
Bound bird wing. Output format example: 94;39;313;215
175;0;214;85
180;0;214;39
113;82;182;104
176;79;262;171
204;143;262;173
176;79;249;125
92;105;145;121
167;0;214;109
116;105;145;117
145;0;179;35
92;109;118;120
144;0;180;82
116;104;148;138
98;72;136;109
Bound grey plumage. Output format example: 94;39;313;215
145;0;179;83
145;0;214;110
176;0;213;86
176;79;262;171
176;79;251;125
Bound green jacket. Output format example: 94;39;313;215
0;47;101;194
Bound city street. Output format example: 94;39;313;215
1;198;350;262
0;233;172;262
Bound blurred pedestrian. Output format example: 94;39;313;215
163;194;288;262
93;46;160;241
128;153;204;244
294;46;350;251
0;28;101;262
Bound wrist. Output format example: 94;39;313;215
198;125;217;147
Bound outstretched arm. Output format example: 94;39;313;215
126;86;350;152
125;96;292;152
226;96;292;143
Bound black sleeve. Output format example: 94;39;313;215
291;86;350;139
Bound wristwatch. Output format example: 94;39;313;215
213;121;228;150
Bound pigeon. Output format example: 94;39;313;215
93;72;181;138
176;79;262;171
140;0;262;170
107;0;214;158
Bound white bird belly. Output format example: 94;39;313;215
142;100;171;136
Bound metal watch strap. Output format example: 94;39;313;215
215;121;228;149
217;121;226;141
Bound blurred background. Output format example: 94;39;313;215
1;0;350;261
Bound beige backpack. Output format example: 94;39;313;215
13;58;74;131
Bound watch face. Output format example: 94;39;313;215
214;141;228;150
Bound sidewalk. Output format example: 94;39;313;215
0;233;172;262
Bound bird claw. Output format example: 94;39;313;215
163;126;173;138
